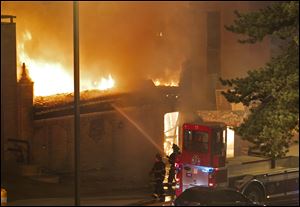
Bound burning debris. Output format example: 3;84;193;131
33;89;118;109
32;78;180;121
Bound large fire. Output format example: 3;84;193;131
152;78;179;87
17;31;115;97
96;74;115;90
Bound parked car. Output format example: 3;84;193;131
173;186;264;206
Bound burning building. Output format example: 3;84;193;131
30;81;179;185
1;2;275;189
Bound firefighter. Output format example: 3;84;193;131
149;153;166;201
167;144;181;191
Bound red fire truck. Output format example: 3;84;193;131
174;122;299;203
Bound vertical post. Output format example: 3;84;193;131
1;21;3;180
73;1;80;206
271;157;276;169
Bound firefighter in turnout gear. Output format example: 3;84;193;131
149;153;166;201
167;144;181;191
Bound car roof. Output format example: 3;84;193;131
176;186;250;205
186;186;238;192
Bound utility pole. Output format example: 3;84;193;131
73;1;80;206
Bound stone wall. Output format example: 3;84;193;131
1;20;18;165
197;110;246;126
31;105;168;188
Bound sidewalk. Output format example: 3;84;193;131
6;144;298;206
3;170;154;206
8;194;150;206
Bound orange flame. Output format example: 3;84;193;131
17;31;115;97
152;78;178;87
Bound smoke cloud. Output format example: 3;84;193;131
2;1;198;91
2;1;272;109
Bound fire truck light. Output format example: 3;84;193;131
209;183;214;187
186;172;192;177
198;166;214;173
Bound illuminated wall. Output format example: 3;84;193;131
164;112;179;156
226;127;235;158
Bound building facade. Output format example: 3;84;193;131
1;15;18;181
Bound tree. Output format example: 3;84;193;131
220;1;299;165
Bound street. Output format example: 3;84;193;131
6;176;298;206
